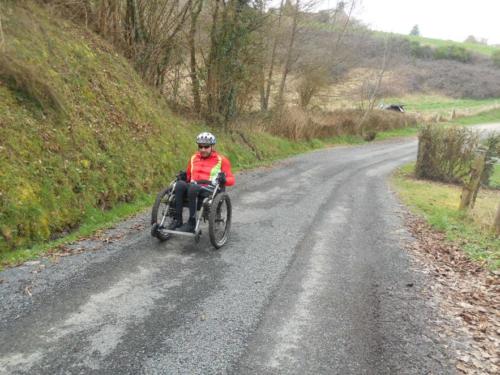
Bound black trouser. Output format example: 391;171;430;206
173;181;210;221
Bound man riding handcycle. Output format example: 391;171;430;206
151;132;234;248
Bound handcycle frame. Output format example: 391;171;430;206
151;178;232;248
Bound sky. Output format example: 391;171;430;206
321;0;500;45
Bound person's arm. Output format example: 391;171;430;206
186;156;193;183
221;157;235;186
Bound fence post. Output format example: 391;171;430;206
459;149;486;210
494;202;500;236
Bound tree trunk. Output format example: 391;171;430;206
153;1;192;88
171;63;181;107
97;0;109;36
262;0;285;111
0;10;5;53
357;36;389;135
206;0;221;121
125;0;144;51
276;0;299;108
459;150;486;210
189;0;203;115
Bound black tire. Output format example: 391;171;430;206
155;228;171;242
208;193;232;249
151;186;174;241
151;223;170;241
151;186;172;225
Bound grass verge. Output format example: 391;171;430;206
391;163;500;270
375;127;418;140
1;194;154;267
452;108;500;125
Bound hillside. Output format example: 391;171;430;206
372;31;500;57
407;34;500;57
0;2;306;254
299;19;500;102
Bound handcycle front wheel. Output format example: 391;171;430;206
208;192;232;249
151;186;174;241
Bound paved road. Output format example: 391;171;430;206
1;125;498;374
473;122;500;133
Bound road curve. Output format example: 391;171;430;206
0;137;464;374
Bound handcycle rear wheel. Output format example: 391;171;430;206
208;192;232;249
151;186;174;241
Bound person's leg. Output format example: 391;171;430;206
169;180;187;229
187;183;202;219
178;183;201;232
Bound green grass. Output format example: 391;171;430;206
375;127;418;140
407;34;500;57
1;193;154;267
451;108;500;125
382;94;500;113
373;30;500;57
392;163;500;270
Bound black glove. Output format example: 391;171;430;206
217;172;226;185
177;170;187;182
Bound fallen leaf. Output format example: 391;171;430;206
24;286;32;297
456;363;469;373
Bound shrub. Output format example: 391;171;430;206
409;41;434;59
492;50;500;68
263;107;417;141
416;124;479;183
415;60;500;99
481;134;500;187
434;45;472;63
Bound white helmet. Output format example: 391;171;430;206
196;132;216;145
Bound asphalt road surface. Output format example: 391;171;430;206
1;125;498;374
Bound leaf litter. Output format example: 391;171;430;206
403;211;499;374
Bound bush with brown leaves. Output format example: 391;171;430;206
264;107;417;141
416;124;480;184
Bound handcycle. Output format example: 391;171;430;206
150;176;232;249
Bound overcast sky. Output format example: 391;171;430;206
347;0;500;45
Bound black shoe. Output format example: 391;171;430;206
167;219;182;230
178;218;196;233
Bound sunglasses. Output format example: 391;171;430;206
198;144;212;149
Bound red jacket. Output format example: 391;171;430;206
186;151;235;186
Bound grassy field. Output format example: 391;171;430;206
452;108;500;125
407;34;500;57
373;30;500;57
392;163;500;270
383;94;500;114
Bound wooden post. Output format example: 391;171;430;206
494;202;500;236
459;150;486;210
